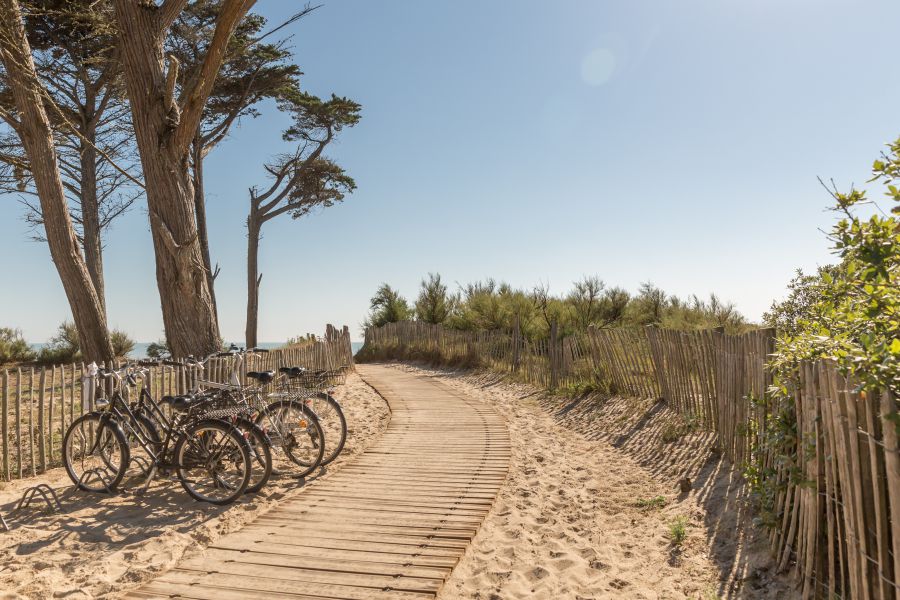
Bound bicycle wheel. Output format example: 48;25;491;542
307;392;347;465
125;412;162;477
257;400;325;479
63;412;129;493
233;416;272;493
174;419;251;505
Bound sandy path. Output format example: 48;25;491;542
378;364;724;600
0;372;390;600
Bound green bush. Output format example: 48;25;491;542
363;275;750;341
36;345;79;365
669;516;689;545
284;334;316;347
36;321;80;365
635;496;667;510
363;284;412;328
0;327;35;364
749;136;900;528
111;330;135;358
146;339;169;359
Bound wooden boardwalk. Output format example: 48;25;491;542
125;365;510;600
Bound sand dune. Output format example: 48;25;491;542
0;373;390;599
2;364;798;599
385;364;797;600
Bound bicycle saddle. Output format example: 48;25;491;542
247;370;275;383
161;395;198;412
278;366;306;378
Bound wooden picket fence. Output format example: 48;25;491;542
362;320;900;599
0;325;353;483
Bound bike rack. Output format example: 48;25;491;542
75;468;115;495
130;455;151;475
1;483;65;532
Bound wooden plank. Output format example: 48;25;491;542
238;525;471;550
180;547;449;581
134;578;431;600
221;530;464;558
16;368;21;479
214;537;458;568
155;560;442;597
37;366;46;472
880;390;900;597
48;365;56;465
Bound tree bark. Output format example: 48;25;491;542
191;137;218;324
0;0;113;363
113;0;252;357
79;134;106;316
245;207;261;349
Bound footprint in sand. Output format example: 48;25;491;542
589;559;610;571
609;578;630;590
488;571;512;584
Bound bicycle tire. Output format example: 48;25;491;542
309;392;347;465
174;419;251;505
63;412;130;493
256;399;325;479
234;416;272;493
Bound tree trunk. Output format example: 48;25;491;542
0;0;113;363
79;135;106;316
245;210;261;349
191;137;218;324
114;0;221;358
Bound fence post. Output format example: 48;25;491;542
512;315;521;373
644;325;668;400
549;321;559;390
1;370;7;481
37;367;46;473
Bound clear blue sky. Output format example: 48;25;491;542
2;0;899;343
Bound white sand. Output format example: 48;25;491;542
384;363;797;600
2;363;798;600
0;372;390;599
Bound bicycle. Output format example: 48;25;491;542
62;363;252;505
179;347;325;479
272;365;348;465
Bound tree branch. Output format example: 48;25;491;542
173;0;257;152
165;54;181;125
158;0;190;31
259;133;331;214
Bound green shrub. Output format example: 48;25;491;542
36;345;79;365
669;516;688;545
284;334;316;347
111;330;135;358
635;496;667;510
415;273;456;324
0;327;35;364
749;136;900;528
146;339;169;359
36;321;80;365
363;284;412;329
363;275;750;341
